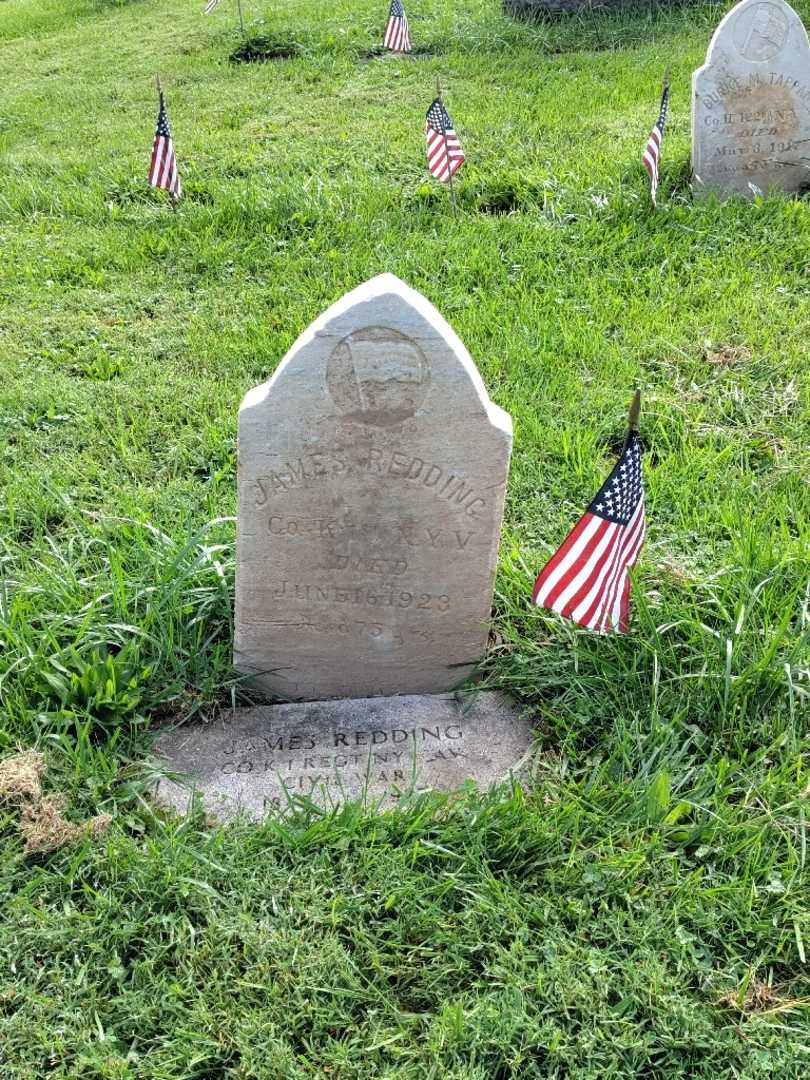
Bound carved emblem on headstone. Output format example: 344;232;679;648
325;326;431;426
733;3;790;61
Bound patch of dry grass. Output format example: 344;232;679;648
0;750;110;855
702;342;753;366
0;749;45;805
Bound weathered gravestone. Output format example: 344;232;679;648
234;273;512;701
156;692;532;820
692;0;810;198
155;275;534;819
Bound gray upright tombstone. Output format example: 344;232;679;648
692;0;810;198
234;274;513;702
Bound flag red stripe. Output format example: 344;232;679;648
567;524;625;626
572;502;644;629
598;508;646;632
158;144;170;188
592;515;643;633
532;514;600;606
383;15;410;51
578;502;644;630
426;125;464;181
588;502;645;632
542;516;615;613
565;523;625;625
556;519;624;619
643;124;662;206
606;525;644;632
148;137;180;196
616;576;632;634
147;146;160;186
426;135;462;159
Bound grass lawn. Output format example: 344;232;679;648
1;0;809;1075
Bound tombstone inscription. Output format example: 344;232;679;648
155;692;533;820
234;274;513;701
692;0;810;198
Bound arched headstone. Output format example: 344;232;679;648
692;0;810;198
234;274;513;702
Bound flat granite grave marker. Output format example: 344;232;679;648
156;693;533;820
692;0;810;198
234;273;513;701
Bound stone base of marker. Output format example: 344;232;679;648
155;692;534;821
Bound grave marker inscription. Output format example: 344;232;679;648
155;692;533;820
234;274;513;701
692;0;810;198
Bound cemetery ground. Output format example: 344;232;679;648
1;0;809;1076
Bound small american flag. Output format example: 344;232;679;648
147;92;181;199
203;0;220;12
532;419;646;634
383;0;411;52
642;82;669;209
425;98;464;183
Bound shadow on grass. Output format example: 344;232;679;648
230;35;303;63
464;0;722;56
665;154;696;199
502;0;709;19
357;45;445;62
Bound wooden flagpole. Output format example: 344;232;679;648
622;388;641;453
436;77;457;217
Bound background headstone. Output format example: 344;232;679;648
155;692;534;821
235;274;512;701
692;0;810;198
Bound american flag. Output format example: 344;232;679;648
203;0;220;12
642;82;669;208
147;92;181;198
425;98;465;183
532;427;646;634
383;0;411;52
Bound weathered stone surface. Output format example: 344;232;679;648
235;274;512;701
692;0;810;198
155;692;534;820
